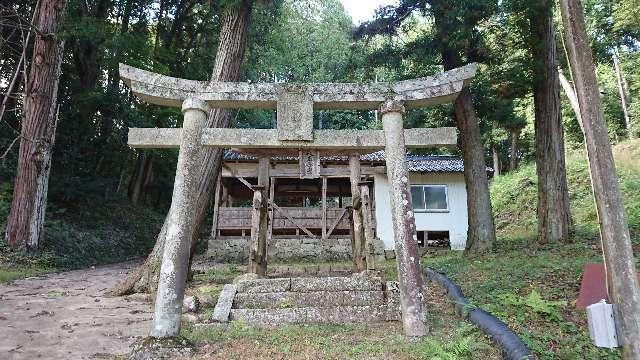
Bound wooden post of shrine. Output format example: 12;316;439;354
349;155;366;270
267;176;276;245
150;98;208;338
360;182;376;270
210;174;222;239
380;100;427;337
321;176;328;239
249;157;270;276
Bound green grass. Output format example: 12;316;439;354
182;321;495;359
491;139;640;244
193;265;243;284
422;139;640;359
0;266;49;283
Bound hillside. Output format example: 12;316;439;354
0;192;164;282
491;139;640;244
423;139;640;359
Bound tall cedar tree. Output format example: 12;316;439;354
5;0;68;251
110;0;255;295
356;0;497;254
528;0;572;243
560;0;640;355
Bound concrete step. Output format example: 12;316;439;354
233;290;385;309
230;305;400;327
234;276;384;294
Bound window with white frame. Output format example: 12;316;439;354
410;185;448;211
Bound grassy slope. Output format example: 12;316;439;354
423;139;640;359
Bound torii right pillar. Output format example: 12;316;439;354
380;100;428;337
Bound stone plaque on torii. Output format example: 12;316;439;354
119;63;477;339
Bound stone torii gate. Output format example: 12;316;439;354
119;63;478;339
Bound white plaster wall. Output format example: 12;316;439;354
374;172;468;250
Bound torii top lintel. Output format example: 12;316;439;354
121;63;477;148
119;63;477;111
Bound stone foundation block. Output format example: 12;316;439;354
211;284;236;322
233;290;385;309
235;278;291;293
290;276;383;292
231;305;399;327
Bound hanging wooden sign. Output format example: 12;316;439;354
299;150;320;179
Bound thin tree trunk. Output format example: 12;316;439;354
558;69;583;128
509;128;520;171
491;146;500;177
128;153;152;206
109;2;254;296
613;51;633;138
529;1;572;244
560;0;640;356
5;0;67;251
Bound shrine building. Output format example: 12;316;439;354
208;150;470;262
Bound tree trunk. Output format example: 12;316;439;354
128;153;153;206
491;146;500;177
109;2;253;296
509;128;520;171
454;90;497;255
529;1;572;244
560;0;640;356
5;0;67;251
433;2;496;255
613;51;633;138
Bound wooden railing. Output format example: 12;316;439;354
217;207;351;232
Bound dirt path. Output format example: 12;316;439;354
0;262;153;360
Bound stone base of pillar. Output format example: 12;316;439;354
128;336;195;360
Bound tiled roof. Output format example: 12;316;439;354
223;150;466;173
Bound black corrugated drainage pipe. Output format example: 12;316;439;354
424;267;536;360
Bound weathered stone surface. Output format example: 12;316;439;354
230;305;399;327
195;293;215;308
277;88;313;141
203;128;456;150
128;337;194;360
386;281;401;308
211;284;236;323
129;127;457;150
233;290;384;309
230;308;307;326
150;98;209;339
206;236;353;263
182;296;199;313
381;100;427;337
233;273;260;283
371;236;387;263
235;278;291;293
120;63;477;110
290;276;383;292
182;313;199;323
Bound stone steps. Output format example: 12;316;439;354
230;305;400;327
234;276;384;293
211;275;400;327
233;290;385;309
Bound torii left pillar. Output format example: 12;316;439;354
150;98;209;338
